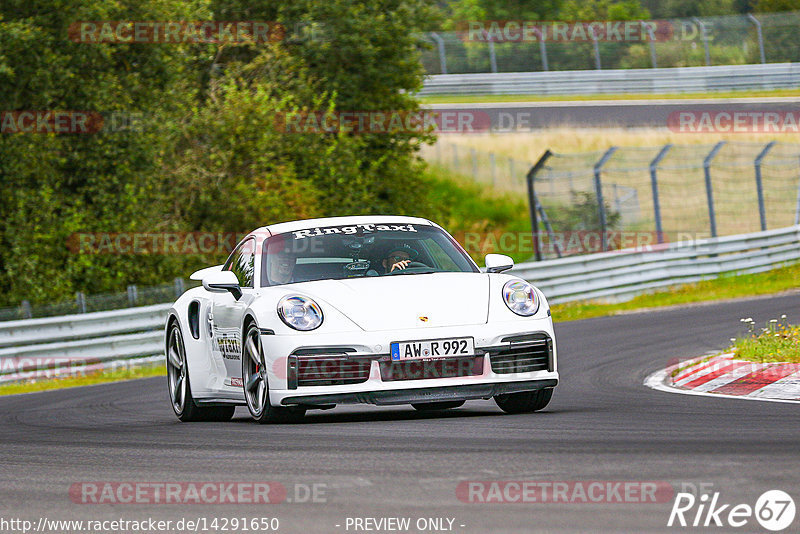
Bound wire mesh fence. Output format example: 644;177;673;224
0;279;199;322
421;140;800;259
420;11;800;75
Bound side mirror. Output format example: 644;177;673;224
190;264;223;281
202;270;242;300
485;253;514;273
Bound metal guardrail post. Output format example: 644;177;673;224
641;21;657;68
429;32;447;74
532;27;548;71
76;292;86;314
588;26;601;70
754;141;775;231
649;144;671;244
693;18;711;66
594;147;617;252
527;150;552;261
174;278;185;297
704;141;726;238
747;14;766;64
21;300;32;320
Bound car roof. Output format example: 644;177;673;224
253;215;436;237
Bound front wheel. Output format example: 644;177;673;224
242;324;305;424
411;400;465;411
166;322;235;422
494;388;553;414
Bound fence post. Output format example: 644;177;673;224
536;197;562;258
795;156;800;225
693;18;711;66
588;25;601;69
754;141;775;231
174;278;185;297
488;39;498;73
76;292;86;314
470;148;478;180
649;144;671;244
20;300;32;319
489;152;496;186
429;32;447;74
747;14;766;64
704;141;726;238
453;145;459;171
594;147;617;252
641;21;657;68
127;284;138;306
532;28;548;71
508;157;515;186
527;150;552;261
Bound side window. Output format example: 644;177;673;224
225;238;255;288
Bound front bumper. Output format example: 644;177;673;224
264;319;559;407
280;379;558;406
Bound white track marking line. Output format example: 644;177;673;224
644;365;800;405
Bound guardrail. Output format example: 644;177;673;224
512;225;800;303
1;225;798;381
419;62;800;96
0;304;170;382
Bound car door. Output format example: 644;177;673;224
211;237;257;390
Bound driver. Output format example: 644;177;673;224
266;241;297;285
382;244;422;273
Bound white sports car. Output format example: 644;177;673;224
164;216;558;423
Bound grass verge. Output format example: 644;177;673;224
0;363;165;396
418;88;800;105
725;316;800;364
551;261;800;323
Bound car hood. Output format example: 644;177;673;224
297;273;490;331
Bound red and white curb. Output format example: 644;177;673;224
644;353;800;404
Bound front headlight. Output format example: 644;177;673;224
502;280;540;316
277;295;323;331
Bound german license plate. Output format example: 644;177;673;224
390;337;474;361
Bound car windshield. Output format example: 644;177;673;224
261;222;478;286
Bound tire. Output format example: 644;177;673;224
166;322;235;422
242;324;306;424
411;400;466;411
494;388;553;414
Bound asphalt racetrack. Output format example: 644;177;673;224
1;293;799;533
431;97;800;129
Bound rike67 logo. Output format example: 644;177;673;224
668;489;795;531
